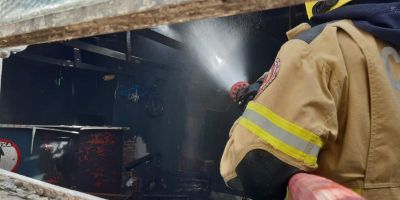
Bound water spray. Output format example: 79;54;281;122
173;20;249;91
154;22;269;108
154;20;251;93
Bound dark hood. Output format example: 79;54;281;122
311;1;400;47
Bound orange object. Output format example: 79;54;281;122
288;173;364;200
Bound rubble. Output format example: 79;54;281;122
0;169;105;200
0;175;52;200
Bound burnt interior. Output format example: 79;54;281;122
0;5;307;200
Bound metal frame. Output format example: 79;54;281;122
63;40;144;63
0;124;129;154
0;124;129;131
136;29;184;50
16;52;118;73
126;31;133;63
62;38;181;72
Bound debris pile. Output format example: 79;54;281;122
0;175;54;200
0;169;105;200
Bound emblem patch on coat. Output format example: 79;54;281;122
259;58;280;92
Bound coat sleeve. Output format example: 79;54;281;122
250;37;345;170
220;29;347;185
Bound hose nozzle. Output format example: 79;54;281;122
229;81;250;103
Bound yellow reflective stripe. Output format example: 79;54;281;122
351;188;362;195
239;117;317;166
247;102;324;147
242;109;321;158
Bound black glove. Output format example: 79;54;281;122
236;149;301;200
236;82;262;108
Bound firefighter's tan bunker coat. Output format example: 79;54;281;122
221;20;400;199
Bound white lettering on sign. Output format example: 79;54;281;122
0;139;21;172
0;142;12;147
381;46;400;91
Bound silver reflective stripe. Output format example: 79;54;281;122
242;109;320;158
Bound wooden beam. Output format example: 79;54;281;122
0;0;305;48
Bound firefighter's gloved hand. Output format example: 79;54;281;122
236;82;262;107
236;149;301;200
230;72;268;108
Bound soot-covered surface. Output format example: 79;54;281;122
0;5;307;199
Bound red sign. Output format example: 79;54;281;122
0;139;21;172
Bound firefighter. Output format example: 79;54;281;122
220;0;400;199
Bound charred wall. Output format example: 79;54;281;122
0;5;307;196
